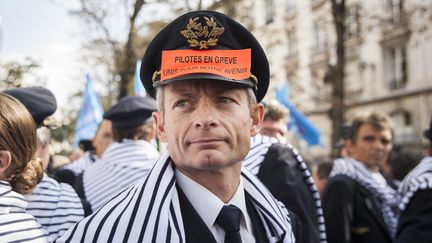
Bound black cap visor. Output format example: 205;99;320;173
153;73;257;90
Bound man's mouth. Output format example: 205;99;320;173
188;138;224;147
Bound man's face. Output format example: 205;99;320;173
311;166;327;195
260;119;287;139
153;81;263;176
347;123;393;170
92;120;113;157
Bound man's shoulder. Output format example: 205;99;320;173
264;142;299;165
327;174;358;192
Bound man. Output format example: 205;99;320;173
323;113;398;243
69;139;93;162
3;87;84;241
58;10;295;243
383;151;422;190
55;119;113;185
73;96;159;215
260;100;289;139
396;116;432;242
311;160;333;196
244;99;326;243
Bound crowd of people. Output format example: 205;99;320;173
0;10;431;243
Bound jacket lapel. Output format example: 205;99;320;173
177;185;217;243
360;187;391;237
245;195;268;243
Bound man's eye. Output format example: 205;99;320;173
218;97;232;103
174;100;188;108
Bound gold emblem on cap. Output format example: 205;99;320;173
180;16;225;49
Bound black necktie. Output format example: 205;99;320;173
216;205;243;243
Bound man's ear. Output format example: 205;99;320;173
152;111;167;142
250;103;264;136
0;151;12;177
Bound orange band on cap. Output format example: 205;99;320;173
160;49;251;81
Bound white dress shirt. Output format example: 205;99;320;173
176;169;256;243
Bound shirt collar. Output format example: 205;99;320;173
0;180;28;214
175;169;253;233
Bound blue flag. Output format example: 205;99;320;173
134;61;146;97
73;73;104;147
275;84;321;146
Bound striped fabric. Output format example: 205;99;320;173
0;181;47;242
62;151;97;175
244;133;327;242
330;157;399;238
57;152;295;243
25;173;84;242
83;139;159;212
398;156;432;212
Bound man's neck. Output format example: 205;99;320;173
177;164;242;203
351;157;380;173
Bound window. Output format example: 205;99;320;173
386;0;403;24
265;0;275;24
391;110;414;144
312;21;327;53
345;5;360;39
385;45;407;90
287;30;298;58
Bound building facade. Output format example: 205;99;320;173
246;0;432;158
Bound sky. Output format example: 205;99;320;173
0;0;85;112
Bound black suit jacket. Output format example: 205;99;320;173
322;175;393;243
177;184;300;243
396;189;432;243
257;143;319;243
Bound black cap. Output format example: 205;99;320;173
140;10;269;102
103;96;157;129
424;116;432;141
3;87;57;126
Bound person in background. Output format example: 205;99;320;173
91;120;114;158
74;96;159;215
396;115;432;242
68;140;94;162
55;119;113;186
0;93;47;242
260;99;289;140
382;150;422;190
322;112;397;243
243;99;326;243
4;87;84;241
58;10;296;243
311;160;333;196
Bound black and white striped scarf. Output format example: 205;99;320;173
57;152;295;243
398;156;432;212
0;180;47;242
26;173;84;242
83;139;159;212
330;157;399;238
244;133;327;242
62;151;96;175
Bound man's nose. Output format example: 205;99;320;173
193;101;217;129
373;139;385;149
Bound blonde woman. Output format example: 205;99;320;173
0;93;47;242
